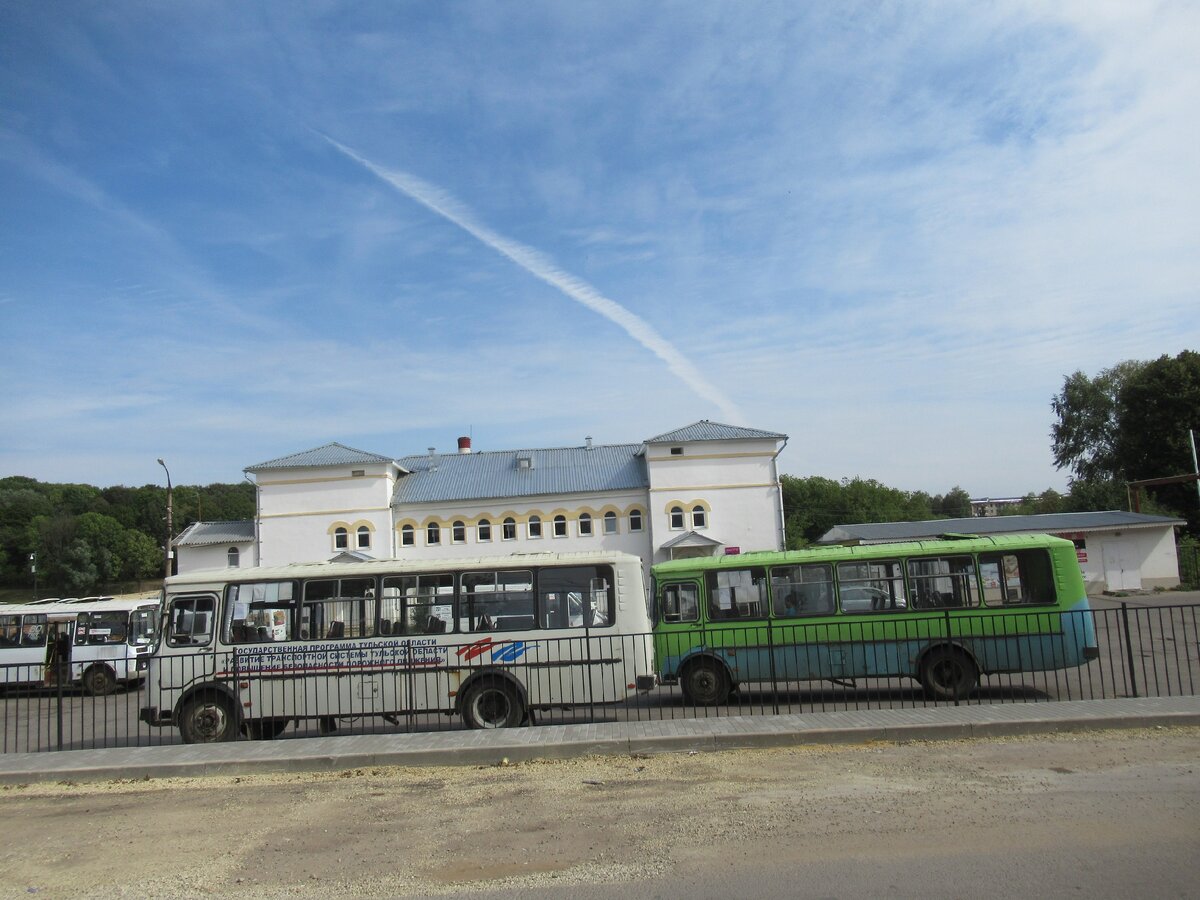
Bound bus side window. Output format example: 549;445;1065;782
661;584;699;623
980;551;1056;606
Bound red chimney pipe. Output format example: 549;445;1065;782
458;436;472;454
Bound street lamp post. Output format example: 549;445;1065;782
157;458;173;579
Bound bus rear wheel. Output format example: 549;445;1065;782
82;664;117;696
463;679;523;729
681;659;730;706
920;648;978;701
179;693;238;743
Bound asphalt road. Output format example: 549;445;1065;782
3;592;1197;752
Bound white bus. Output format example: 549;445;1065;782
0;598;160;694
139;551;657;743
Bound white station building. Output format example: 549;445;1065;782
174;421;789;576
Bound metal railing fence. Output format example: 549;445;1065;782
2;602;1196;754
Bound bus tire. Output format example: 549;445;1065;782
681;658;730;706
179;693;239;744
81;664;117;697
920;647;978;701
462;678;523;729
243;717;290;741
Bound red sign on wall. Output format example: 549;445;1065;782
724;546;741;555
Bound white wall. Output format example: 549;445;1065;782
256;462;395;566
645;438;783;563
1071;527;1180;593
393;490;654;563
176;541;256;574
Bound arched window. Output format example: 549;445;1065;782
692;505;707;529
553;515;567;538
401;524;415;547
502;517;517;541
603;511;618;534
669;506;685;530
227;546;239;568
629;509;644;532
452;521;466;544
528;515;542;539
578;512;593;536
334;527;349;550
357;525;371;549
426;522;441;545
478;519;492;542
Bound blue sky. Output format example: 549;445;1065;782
2;2;1198;497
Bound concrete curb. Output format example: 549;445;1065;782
2;698;1198;785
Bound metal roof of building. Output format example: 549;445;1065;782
645;420;787;444
246;442;396;472
392;444;648;505
817;510;1186;544
174;521;256;547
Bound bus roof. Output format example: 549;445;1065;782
165;549;645;587
653;533;1076;575
0;597;160;619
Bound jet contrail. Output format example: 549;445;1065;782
323;136;745;425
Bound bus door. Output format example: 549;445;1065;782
159;594;219;692
43;620;72;686
767;564;836;682
531;566;627;708
655;579;704;682
380;573;455;714
298;577;399;722
702;568;771;685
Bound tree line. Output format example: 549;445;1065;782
0;477;254;595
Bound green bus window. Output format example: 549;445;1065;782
770;564;834;617
661;584;699;623
979;551;1057;606
706;568;768;620
907;556;978;609
837;560;906;613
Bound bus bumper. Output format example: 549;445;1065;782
139;706;171;727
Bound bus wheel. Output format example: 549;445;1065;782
920;648;978;701
243;717;290;741
82;665;117;697
463;679;523;729
681;659;730;705
179;694;238;743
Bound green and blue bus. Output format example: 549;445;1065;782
652;534;1098;703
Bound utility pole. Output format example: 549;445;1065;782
1191;429;1200;511
157;458;173;579
29;552;37;600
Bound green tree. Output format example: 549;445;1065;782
120;529;163;581
1051;351;1200;530
781;475;936;547
931;486;972;518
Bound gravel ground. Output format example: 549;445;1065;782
0;727;1197;898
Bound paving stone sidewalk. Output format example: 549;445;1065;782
1;696;1197;785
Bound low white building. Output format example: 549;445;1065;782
817;511;1187;594
174;420;788;576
